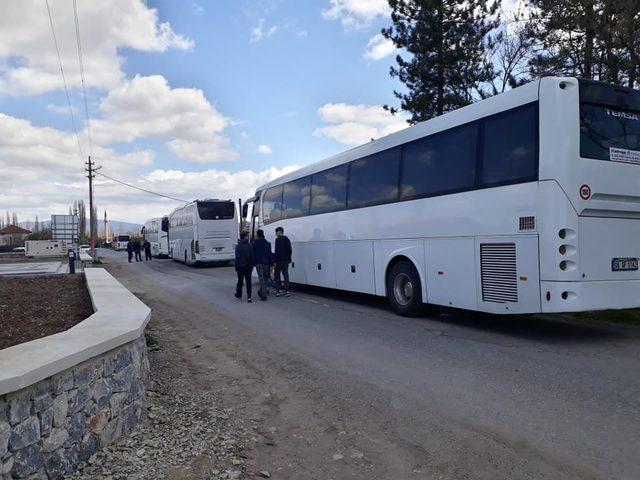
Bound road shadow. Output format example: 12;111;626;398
290;283;632;344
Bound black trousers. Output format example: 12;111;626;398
135;251;142;262
127;251;133;262
275;261;290;290
145;250;152;260
236;267;253;299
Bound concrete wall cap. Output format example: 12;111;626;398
0;268;150;395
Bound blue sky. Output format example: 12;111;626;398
0;0;516;223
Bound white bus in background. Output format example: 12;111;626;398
112;234;130;251
168;199;238;265
142;217;169;257
245;77;640;316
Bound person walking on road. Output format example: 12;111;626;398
126;239;134;263
144;239;152;261
274;226;292;297
133;238;142;262
252;229;272;301
234;232;254;303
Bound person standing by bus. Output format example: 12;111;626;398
144;239;152;261
274;226;292;297
234;232;254;302
133;238;142;262
126;239;134;263
252;229;272;301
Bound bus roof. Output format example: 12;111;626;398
256;77;546;193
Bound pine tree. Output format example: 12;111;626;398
11;212;18;226
382;0;499;123
78;200;87;242
34;215;40;234
529;0;640;87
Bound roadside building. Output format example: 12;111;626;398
0;225;32;249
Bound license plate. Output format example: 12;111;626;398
612;257;638;271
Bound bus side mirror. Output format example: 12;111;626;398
242;203;249;219
161;217;169;232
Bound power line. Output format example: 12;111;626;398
45;0;85;162
72;0;93;156
96;171;189;203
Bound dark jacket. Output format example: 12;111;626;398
274;235;292;263
252;238;272;265
126;241;133;253
133;240;141;253
235;238;254;270
144;241;151;253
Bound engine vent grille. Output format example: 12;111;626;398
480;243;518;303
519;216;535;231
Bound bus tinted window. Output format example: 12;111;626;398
117;235;129;242
310;164;348;215
197;201;235;220
347;148;400;208
480;103;538;186
263;185;283;224
282;177;311;219
401;122;478;199
580;104;640;161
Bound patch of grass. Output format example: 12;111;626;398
577;309;640;326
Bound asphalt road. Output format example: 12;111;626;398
99;248;640;480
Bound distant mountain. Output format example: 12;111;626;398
19;219;142;235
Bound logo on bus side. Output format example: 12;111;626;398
580;184;591;200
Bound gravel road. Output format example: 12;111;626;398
95;248;640;480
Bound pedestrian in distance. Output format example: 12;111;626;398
234;232;254;303
274;226;292;297
126;239;134;263
252;229;272;301
133;238;142;262
144;239;152;261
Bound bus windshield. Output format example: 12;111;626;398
117;235;130;241
197;201;235;220
580;104;640;163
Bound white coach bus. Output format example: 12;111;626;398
246;77;640;316
168;199;238;265
142;217;169;257
112;234;130;251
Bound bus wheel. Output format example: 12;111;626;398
386;260;423;317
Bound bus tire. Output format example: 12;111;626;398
386;260;423;317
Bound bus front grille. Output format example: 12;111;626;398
480;243;518;303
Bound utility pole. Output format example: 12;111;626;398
85;156;101;260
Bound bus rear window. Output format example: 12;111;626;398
117;235;129;242
581;104;640;163
197;201;235;220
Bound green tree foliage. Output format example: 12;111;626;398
382;0;499;123
529;0;640;88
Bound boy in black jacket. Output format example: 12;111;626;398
274;226;292;297
234;232;254;302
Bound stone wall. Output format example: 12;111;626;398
0;335;149;479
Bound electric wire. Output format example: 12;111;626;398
45;0;85;162
96;172;189;203
72;0;93;157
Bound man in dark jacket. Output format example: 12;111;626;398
252;229;272;301
133;238;142;262
234;232;254;302
274;226;292;296
126;240;134;263
144;240;152;261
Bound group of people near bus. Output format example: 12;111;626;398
234;227;292;302
126;238;152;263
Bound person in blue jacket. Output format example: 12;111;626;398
252;229;272;301
234;232;254;302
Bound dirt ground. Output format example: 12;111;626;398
0;274;93;349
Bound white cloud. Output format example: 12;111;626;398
0;0;193;95
364;33;397;60
192;3;204;16
296;30;309;37
250;18;279;42
322;0;390;30
91;75;237;163
257;144;272;154
314;103;409;145
46;103;77;115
